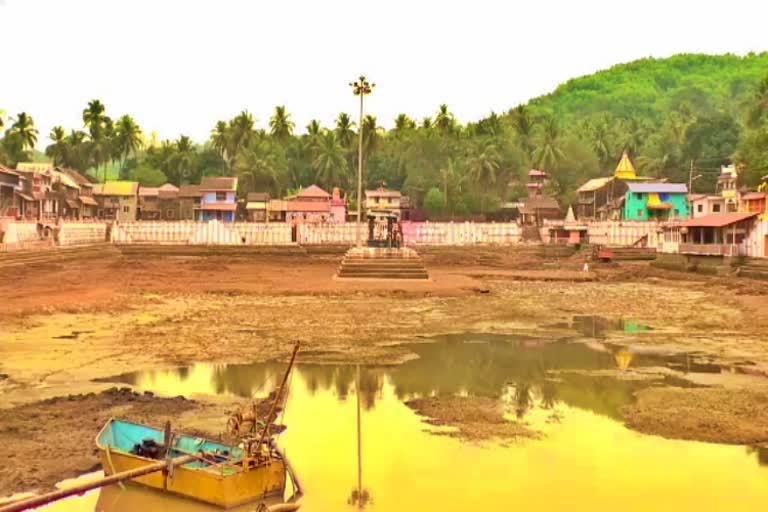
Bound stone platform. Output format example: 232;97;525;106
336;247;429;280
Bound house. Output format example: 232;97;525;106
689;194;725;218
138;187;162;220
267;199;288;222
50;169;82;219
623;183;689;221
526;169;549;197
399;195;426;222
93;181;139;221
517;196;561;225
245;192;270;222
576;152;655;220
59;168;98;218
0;166;22;217
677;212;758;256
287;185;331;223
158;184;180;220
178;185;202;220
740;192;767;216
716;165;739;213
330;188;347;223
199;177;238;222
14;165;57;220
365;186;402;218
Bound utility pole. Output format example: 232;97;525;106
350;76;375;248
688;160;694;193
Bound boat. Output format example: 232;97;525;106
95;418;301;509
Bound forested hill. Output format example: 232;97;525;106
528;53;768;122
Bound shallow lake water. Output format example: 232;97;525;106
42;336;768;511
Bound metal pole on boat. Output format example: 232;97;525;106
0;454;197;512
255;341;300;456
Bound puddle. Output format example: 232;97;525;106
570;315;652;337
49;337;768;510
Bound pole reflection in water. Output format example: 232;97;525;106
348;364;371;509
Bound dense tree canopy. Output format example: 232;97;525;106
3;53;768;213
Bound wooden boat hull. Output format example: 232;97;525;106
96;419;288;509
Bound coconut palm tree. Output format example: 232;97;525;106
435;104;455;136
747;75;768;128
532;117;565;171
82;99;107;134
10;112;38;152
226;111;255;172
362;115;381;159
45;126;69;166
393;114;416;136
334;113;356;148
115;115;143;170
269;105;295;143
313;132;348;188
421;117;433;130
468;141;501;212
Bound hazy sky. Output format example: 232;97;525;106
2;0;767;148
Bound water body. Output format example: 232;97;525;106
50;336;768;511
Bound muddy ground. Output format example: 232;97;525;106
3;246;768;495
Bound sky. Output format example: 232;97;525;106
2;0;767;148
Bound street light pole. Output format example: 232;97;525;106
350;76;375;248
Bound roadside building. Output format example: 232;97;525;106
138;187;161;220
50;169;82;219
158;184;180;220
677;212;758;256
93;181;139;221
0;166;22;217
267;199;288;222
689;194;725;218
365;186;402;219
287;184;331;223
178;185;202;220
623;183;689;221
59;168;98;218
245;192;270;222
517;196;561;225
716;165;739;213
199;177;238;222
15;165;57;220
526;169;549;197
740;192;767;216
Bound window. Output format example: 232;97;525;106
713;204;721;213
673;209;680;217
216;192;226;201
697;204;703;213
123;206;130;213
167;210;174;218
635;193;643;199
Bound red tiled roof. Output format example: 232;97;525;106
79;196;98;206
200;203;237;212
365;188;401;199
297;184;331;199
528;169;548;177
0;165;21;177
15;191;35;201
178;185;202;198
741;192;766;201
57;167;92;186
682;212;759;228
159;190;179;199
139;187;160;197
200;177;237;191
287;201;331;213
247;192;271;202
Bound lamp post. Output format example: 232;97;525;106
350;76;375;248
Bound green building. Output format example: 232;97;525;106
623;183;689;221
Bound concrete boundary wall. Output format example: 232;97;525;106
112;221;293;245
586;221;665;248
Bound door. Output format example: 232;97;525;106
764;235;768;258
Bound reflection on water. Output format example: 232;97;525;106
53;336;768;511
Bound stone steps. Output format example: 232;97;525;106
336;247;429;280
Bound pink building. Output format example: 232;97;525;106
330;187;347;223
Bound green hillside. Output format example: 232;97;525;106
528;53;768;122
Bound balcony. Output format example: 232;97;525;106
679;243;741;257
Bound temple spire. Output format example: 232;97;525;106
614;151;637;180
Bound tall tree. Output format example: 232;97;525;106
114;115;143;170
393;114;416;137
269;105;295;143
10;112;38;153
312;132;348;188
45;126;68;166
468;141;501;212
435;104;455;135
510;105;535;155
532;117;565;172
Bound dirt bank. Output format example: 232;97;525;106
0;388;203;495
406;396;539;442
624;387;768;445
